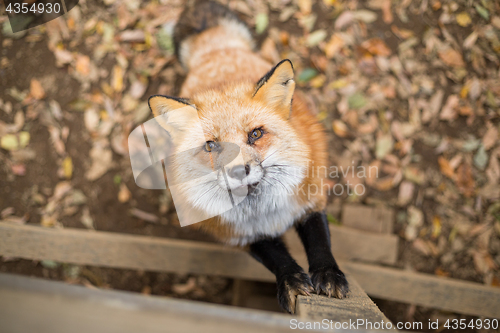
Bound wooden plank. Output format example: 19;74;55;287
342;204;394;234
0;222;274;282
1;222;500;318
0;273;298;333
343;262;500;319
296;274;392;329
284;225;398;265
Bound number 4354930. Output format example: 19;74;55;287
5;2;61;14
444;319;498;330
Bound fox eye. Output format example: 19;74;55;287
204;141;216;152
249;128;264;143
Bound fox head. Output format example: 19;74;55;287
148;60;310;218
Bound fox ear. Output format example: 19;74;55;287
148;95;197;135
253;59;295;119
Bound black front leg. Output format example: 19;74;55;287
295;211;349;298
249;237;313;314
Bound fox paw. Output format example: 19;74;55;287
277;271;314;314
310;266;349;299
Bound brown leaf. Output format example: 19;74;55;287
440;95;459;121
332;120;349;138
118;183;131;203
438;48;465;67
381;0;393;24
413;238;432;256
324;34;344;58
391;25;414;39
455;163;475;197
75;54;90;76
438;156;456;180
483;123;498;150
30;79;45;100
361;38;392;56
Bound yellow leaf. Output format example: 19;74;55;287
323;0;337;6
310;75;326;88
62;156;73;179
328;79;348;89
1;134;19;151
460;84;469;99
112;65;124;92
19;132;30;148
432;216;441;239
100;110;109;121
456;12;471;27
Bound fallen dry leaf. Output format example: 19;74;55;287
455;163;475;197
29;79;45;100
1;132;30;151
75;54;90;76
456;12;472;27
438;156;456;180
324;34;344;58
332;120;349;138
62;156;73;179
118;183;131;203
361;38;391;56
112;65;124;92
482;123;498;150
398;180;414;206
438;48;465;68
440;95;459;121
85;144;113;181
172;277;197;295
80;207;94;229
130;208;159;223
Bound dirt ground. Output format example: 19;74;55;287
1;0;500;331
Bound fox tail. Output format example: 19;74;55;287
174;0;254;69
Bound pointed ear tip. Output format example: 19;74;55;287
148;95;162;109
280;59;294;70
275;59;294;77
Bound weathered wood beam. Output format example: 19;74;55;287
296;274;392;329
0;273;297;333
1;222;499;318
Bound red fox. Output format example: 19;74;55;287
148;0;349;313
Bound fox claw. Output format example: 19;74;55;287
277;271;314;314
310;266;349;299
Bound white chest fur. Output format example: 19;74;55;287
220;190;307;246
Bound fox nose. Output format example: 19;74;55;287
228;164;250;180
